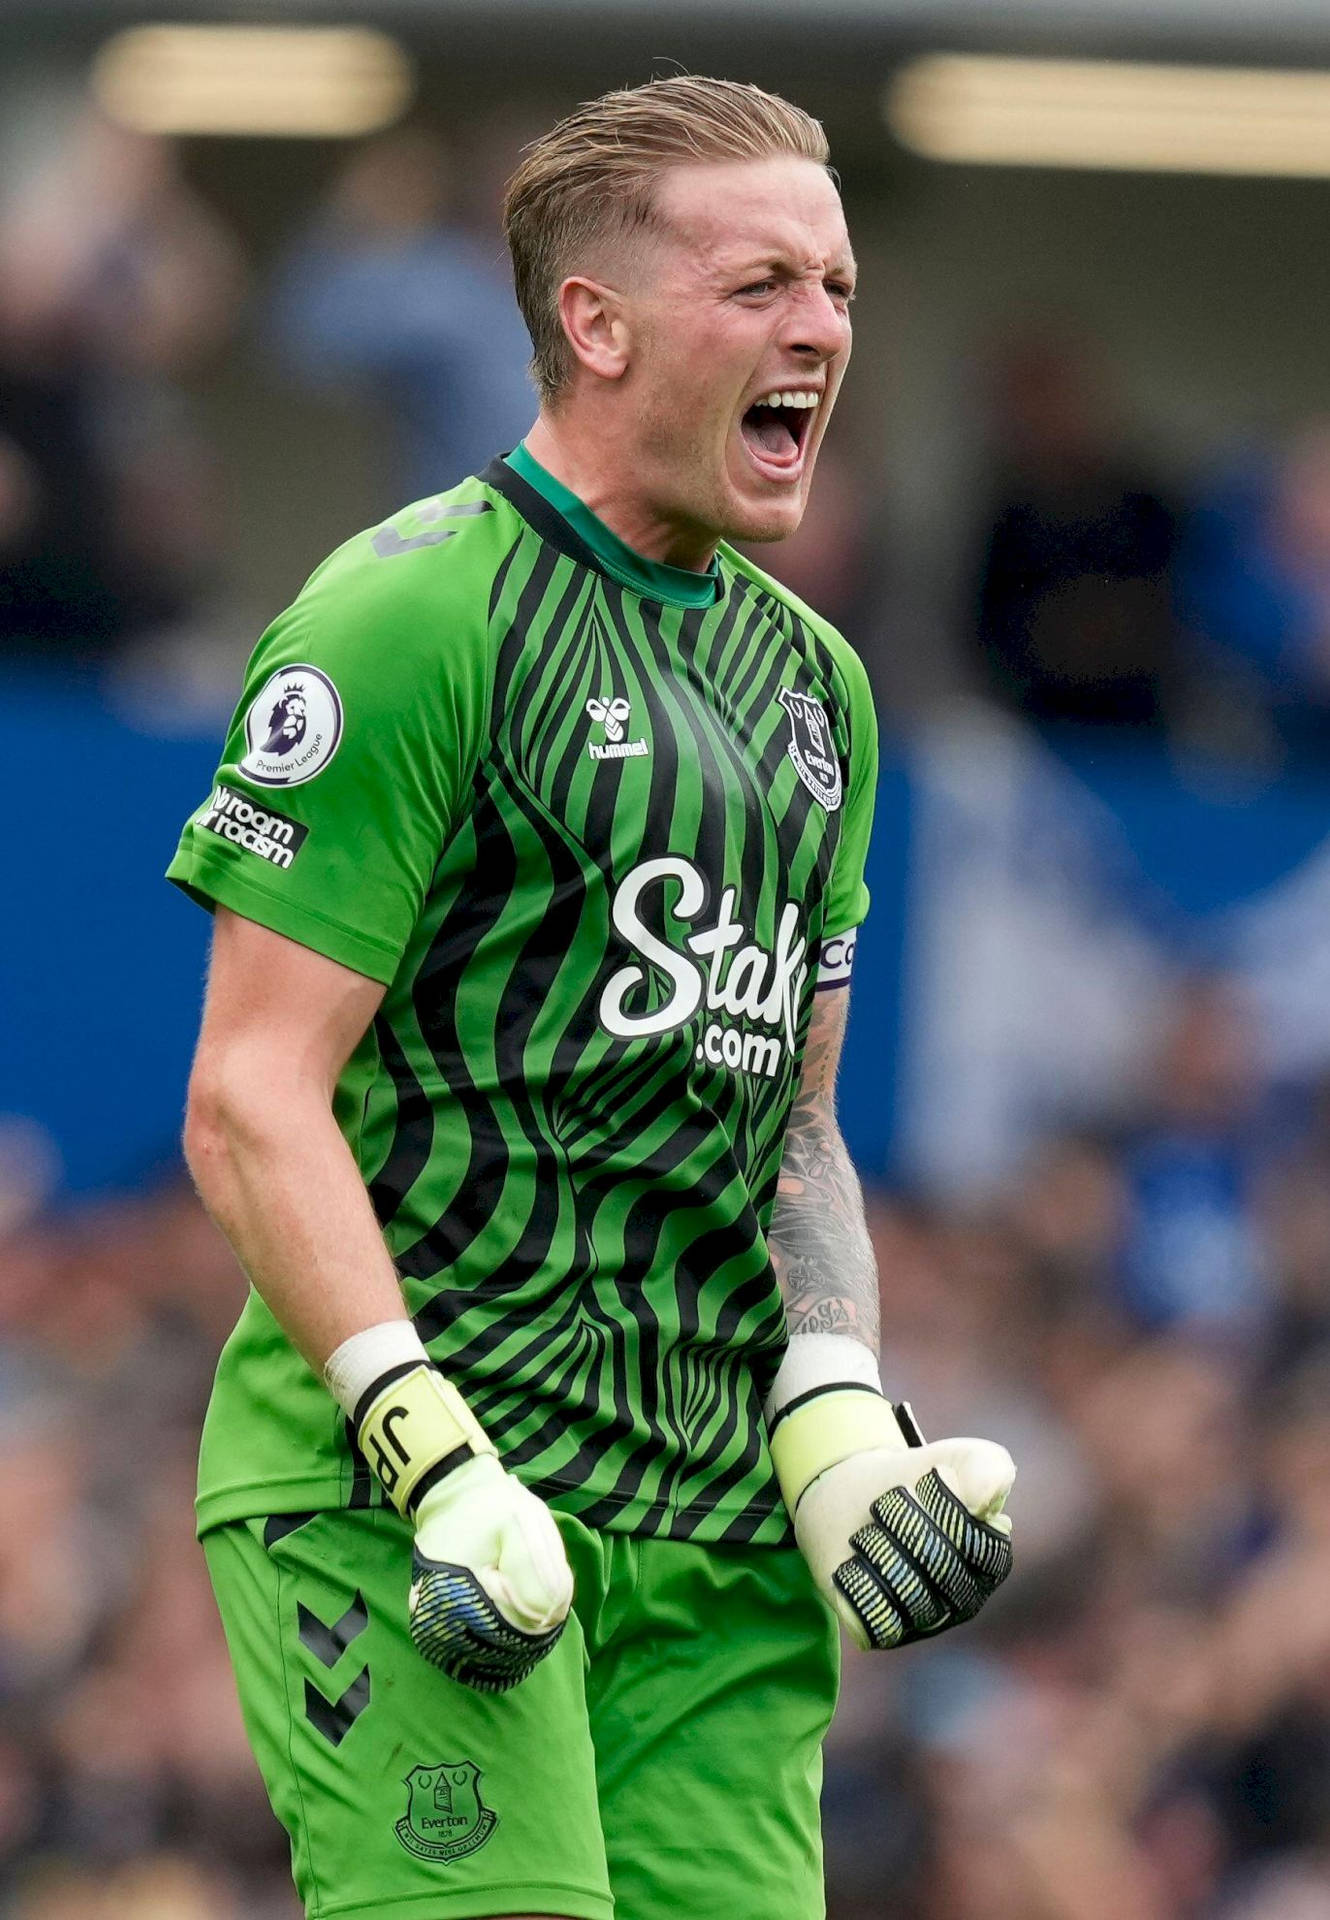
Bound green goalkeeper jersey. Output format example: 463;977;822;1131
170;445;878;1546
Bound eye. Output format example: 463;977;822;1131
736;279;777;297
825;280;855;303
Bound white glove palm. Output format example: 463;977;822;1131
409;1452;574;1688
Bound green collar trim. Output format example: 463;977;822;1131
505;442;720;608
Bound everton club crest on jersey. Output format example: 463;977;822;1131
777;688;842;812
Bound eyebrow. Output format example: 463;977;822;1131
723;250;858;282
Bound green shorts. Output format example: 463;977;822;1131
203;1505;840;1920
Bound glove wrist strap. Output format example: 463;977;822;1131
768;1385;923;1514
356;1363;497;1518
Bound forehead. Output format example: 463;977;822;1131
648;156;852;275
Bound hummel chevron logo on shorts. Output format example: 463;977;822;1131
300;1591;370;1746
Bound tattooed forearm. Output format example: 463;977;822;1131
770;1126;880;1346
769;989;880;1351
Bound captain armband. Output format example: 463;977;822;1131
815;930;858;992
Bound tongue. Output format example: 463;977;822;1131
745;415;797;459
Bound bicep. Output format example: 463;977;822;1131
194;907;386;1096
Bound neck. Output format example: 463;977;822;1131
523;412;718;573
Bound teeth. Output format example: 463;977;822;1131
763;390;820;409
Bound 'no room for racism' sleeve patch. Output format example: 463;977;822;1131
196;785;308;870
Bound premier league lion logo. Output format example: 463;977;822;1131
261;685;308;758
240;661;344;787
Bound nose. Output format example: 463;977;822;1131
781;282;850;363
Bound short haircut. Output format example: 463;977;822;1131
503;75;831;403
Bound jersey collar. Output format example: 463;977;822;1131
489;443;721;610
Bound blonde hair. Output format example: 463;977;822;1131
503;76;830;403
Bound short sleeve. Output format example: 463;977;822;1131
822;643;879;941
167;523;491;984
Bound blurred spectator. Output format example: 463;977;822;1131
267;127;536;500
1177;420;1330;756
1115;976;1271;1338
1258;1107;1330;1378
0;105;246;657
970;330;1179;729
0;334;126;653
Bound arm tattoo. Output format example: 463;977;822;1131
769;989;880;1351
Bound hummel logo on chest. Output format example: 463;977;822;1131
586;694;649;762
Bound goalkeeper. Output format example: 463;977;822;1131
171;74;1013;1920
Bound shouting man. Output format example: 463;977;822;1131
170;76;1014;1920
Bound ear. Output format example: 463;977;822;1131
557;276;632;383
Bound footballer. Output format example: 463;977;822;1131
170;76;1015;1920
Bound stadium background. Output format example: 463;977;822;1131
7;0;1330;1912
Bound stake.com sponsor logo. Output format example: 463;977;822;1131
598;855;807;1082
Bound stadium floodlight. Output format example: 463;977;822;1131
91;24;414;139
885;54;1330;179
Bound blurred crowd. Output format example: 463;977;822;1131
8;93;1330;776
0;1189;294;1916
966;330;1330;766
0;971;1327;1916
0;101;530;670
0;107;245;662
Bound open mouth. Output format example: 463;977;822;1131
739;389;820;468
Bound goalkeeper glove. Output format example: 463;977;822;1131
326;1324;573;1692
766;1334;1014;1650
